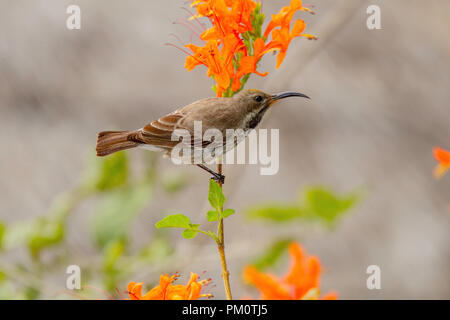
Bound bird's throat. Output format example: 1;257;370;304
245;106;270;130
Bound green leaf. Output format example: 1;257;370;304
208;179;225;210
90;152;128;192
182;224;199;239
1;221;34;250
138;237;174;262
246;205;306;222
155;215;208;240
304;187;359;223
0;222;4;251
102;239;125;273
222;208;235;218
28;218;65;259
246;186;360;225
250;3;265;38
92;182;152;248
102;239;125;291
155;214;191;229
206;210;219;222
251;239;292;271
24;286;40;300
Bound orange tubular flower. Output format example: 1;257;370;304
232;0;258;33
194;0;256;39
185;39;234;96
231;38;268;91
267;19;312;69
433;147;450;179
243;242;337;300
263;0;317;69
263;0;313;38
127;273;212;300
182;0;315;97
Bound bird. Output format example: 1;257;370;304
96;89;309;183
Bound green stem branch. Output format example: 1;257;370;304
216;163;232;300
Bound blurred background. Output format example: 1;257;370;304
0;0;449;299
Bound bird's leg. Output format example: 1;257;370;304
196;164;225;184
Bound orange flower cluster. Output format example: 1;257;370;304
185;0;316;97
433;147;450;179
127;272;211;300
243;242;337;300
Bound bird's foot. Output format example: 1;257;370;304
196;164;225;184
211;173;225;185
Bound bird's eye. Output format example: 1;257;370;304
254;95;263;102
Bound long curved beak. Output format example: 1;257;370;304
271;91;310;101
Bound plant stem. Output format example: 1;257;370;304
216;163;232;300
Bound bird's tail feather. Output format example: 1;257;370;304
96;130;138;156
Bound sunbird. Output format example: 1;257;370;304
96;89;309;182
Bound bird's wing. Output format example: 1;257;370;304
129;111;210;148
142;112;185;139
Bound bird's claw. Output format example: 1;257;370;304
211;174;225;184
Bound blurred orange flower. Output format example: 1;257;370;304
266;19;316;69
433;147;450;179
231;38;268;91
243;242;337;300
195;0;257;40
263;0;313;38
185;38;237;96
181;0;315;97
127;273;212;300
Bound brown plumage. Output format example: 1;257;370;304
96;131;137;156
96;89;309;181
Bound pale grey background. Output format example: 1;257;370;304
0;0;449;299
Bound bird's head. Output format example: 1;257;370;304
232;89;310;129
233;89;310;114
